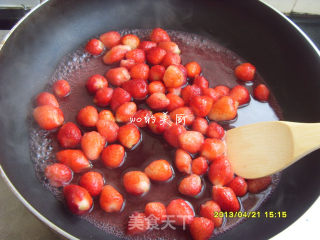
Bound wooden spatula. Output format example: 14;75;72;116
226;121;320;179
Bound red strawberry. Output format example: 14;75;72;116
98;110;115;122
167;93;185;112
163;65;186;88
33;105;64;130
169;107;195;126
189;217;214;240
212;186;240;212
101;144;125;168
146;93;170;111
53;79;71;98
106;67;130;86
85;39;104;55
100;185;124;212
144;202;167;224
190;96;213;117
254;84;270;102
150;28;171;43
56;149;91;173
206;122;225;139
181;85;202;105
149;65;165;82
214;85;230;97
208;156;234;186
127;212;150;235
178;131;204;154
120;59;136;69
163;124;187;148
123;171;150;196
146;47;167;65
166;199;194;226
167;87;182;96
57;122;82;148
96;119;119;143
247;176;272;193
36;92;59;108
63;184;93;215
175;149;192;174
144;159;173;181
132;109;153;128
208;96;238;122
234;62;256;81
118;123;141;149
45;163;72;187
193;75;209;89
191;117;208;135
81;131;105;161
227;176;248;197
158;41;181;54
129;63;150;80
229;85;250;105
77;106;98;127
199;200;223;227
102;45;131;65
122;79;148;100
125;48;145;63
200;138;226;162
93;87;113;107
86;74;108;94
148;81;166;94
162;52;181;68
121;34;140;49
191;157;208;176
99;31;121;49
115;102;137;123
178;174;202;197
138;41;157;51
185;61;201;78
148;112;172;134
110;87;132;111
203;88;220;103
79;171;104;197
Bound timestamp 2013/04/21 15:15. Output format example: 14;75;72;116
214;211;287;218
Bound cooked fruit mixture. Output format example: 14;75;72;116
30;28;281;240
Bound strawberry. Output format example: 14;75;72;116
56;149;91;173
57;122;82;148
234;62;256;82
98;110;115;122
167;87;182;96
163;65;186;88
178;174;202;197
101;144;125;168
79;171;104;197
191;117;208;135
96;119;119;143
206;122;225;139
146;93;170;111
185;62;201;78
203;88;220;103
214;85;230;97
45;163;72;187
118;123;141;149
148;112;172;134
86;74;108;94
163;124;187;148
193;75;209;89
178;131;204;154
148;81;166;94
247;176;272;193
191;157;208;176
33;105;64;130
102;45;131;65
229;85;250;106
146;47;167;65
175;149;192;174
158;41;181;54
212;186;240;212
162;52;181;68
149;65;165;82
144;202;167;224
127;212;150;235
81;131;105;161
99;31;121;49
53;79;71;98
110;87;132;111
150;28;171;43
129;63;149;80
208;96;238;122
115;102;137;123
120;59;136;69
138;41;157;51
169;107;195;126
123;171;150;196
181;85;202;105
189;217;214;240
144;159;173;181
106;67;130;86
85;39;104;55
77;106;99;127
132;109;153;128
166;199;194;226
63;184;93;215
99;185;124;212
125;49;145;63
167;93;185;112
93;87;113;107
227;176;248;197
200;138;226;162
199;200;223;227
190;96;213;117
122;79;148;100
36;92;59;108
121;34;140;50
254;84;270;102
208;156;234;186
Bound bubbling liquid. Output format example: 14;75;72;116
29;29;282;240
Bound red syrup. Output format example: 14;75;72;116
29;29;282;239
